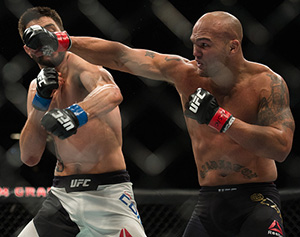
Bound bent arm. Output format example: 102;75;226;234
226;74;295;162
69;36;188;83
76;65;123;119
20;81;48;166
226;117;294;162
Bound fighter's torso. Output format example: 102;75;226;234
175;60;277;186
47;54;125;176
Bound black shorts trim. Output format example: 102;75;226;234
52;170;130;192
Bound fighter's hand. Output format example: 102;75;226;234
184;88;235;133
32;68;59;111
41;104;88;139
23;25;71;56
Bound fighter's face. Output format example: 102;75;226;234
190;20;230;78
25;16;65;67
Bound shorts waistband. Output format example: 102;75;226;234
52;170;130;193
200;182;276;193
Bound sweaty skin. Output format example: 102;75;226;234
20;16;126;176
66;12;294;186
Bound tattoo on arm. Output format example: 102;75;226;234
165;56;181;62
145;51;155;58
258;74;294;131
145;51;181;62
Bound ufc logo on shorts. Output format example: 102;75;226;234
51;110;74;131
189;88;206;113
70;179;91;188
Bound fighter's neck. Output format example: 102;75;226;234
55;53;70;74
210;58;247;93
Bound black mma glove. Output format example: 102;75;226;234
41;104;88;139
32;68;59;111
185;88;235;133
23;25;71;56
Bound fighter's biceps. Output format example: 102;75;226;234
83;84;119;101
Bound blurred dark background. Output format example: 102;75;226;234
1;0;300;191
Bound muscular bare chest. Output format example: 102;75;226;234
217;90;259;124
178;75;260;124
50;77;88;109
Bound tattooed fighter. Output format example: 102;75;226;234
18;7;146;237
23;11;294;237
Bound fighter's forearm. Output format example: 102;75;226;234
20;110;48;166
70;37;125;70
79;84;123;120
70;37;169;82
226;119;293;162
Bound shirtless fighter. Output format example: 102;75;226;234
18;7;146;237
23;11;295;237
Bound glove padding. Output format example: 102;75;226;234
185;88;235;133
32;68;59;111
23;25;71;56
36;68;59;98
41;104;88;139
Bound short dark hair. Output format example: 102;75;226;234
18;6;64;40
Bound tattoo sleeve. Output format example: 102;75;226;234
258;74;294;131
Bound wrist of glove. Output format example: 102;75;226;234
23;25;71;56
207;107;235;133
32;68;59;111
32;94;52;111
54;31;72;52
185;88;235;133
41;104;88;139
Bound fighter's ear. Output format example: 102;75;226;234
229;39;240;53
23;45;33;58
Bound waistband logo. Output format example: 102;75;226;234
70;179;91;188
218;188;237;192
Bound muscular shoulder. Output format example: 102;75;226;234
67;52;100;73
68;53;111;81
246;62;286;93
251;63;294;130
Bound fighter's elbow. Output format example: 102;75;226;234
275;146;292;163
274;138;293;163
111;88;123;106
273;153;286;163
20;154;40;167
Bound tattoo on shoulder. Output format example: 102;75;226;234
199;160;258;179
164;56;181;62
145;51;155;59
258;74;294;130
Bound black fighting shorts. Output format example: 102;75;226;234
183;182;285;237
